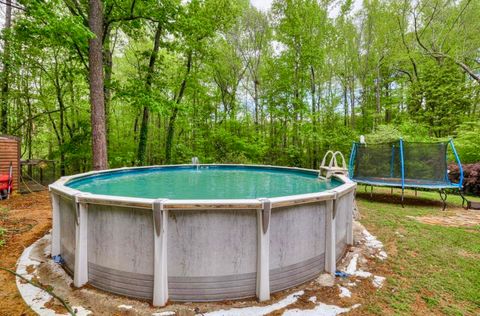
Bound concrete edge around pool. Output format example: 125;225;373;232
48;164;356;306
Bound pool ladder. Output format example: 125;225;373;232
318;151;348;180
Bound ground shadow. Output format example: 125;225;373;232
355;191;447;208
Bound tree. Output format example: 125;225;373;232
0;0;477;178
137;22;163;165
89;0;108;169
1;0;12;133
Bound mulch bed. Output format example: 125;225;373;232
0;191;52;316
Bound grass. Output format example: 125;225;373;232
356;186;480;315
0;228;5;247
0;206;7;247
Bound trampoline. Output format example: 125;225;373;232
348;139;464;209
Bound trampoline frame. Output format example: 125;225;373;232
348;139;465;209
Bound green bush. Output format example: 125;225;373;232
0;227;5;247
453;121;480;164
364;121;433;144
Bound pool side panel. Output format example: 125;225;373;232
167;209;257;301
335;193;347;261
59;195;76;274
87;204;155;299
269;202;327;293
335;189;354;261
88;264;153;299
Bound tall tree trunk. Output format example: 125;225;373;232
375;66;381;129
103;28;113;148
254;78;259;127
293;59;300;147
165;51;192;163
384;82;391;123
55;80;66;176
349;76;355;128
310;65;318;169
137;22;162;165
89;0;108;170
1;0;12;133
25;78;33;177
343;83;348;127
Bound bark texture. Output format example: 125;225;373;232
89;0;108;170
1;0;12;133
137;22;162;165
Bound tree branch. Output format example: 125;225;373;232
12;108;69;133
0;0;25;11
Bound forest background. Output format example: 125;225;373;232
0;0;479;177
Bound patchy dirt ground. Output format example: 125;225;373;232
6;189;457;315
0;191;52;316
408;209;480;227
15;216;388;316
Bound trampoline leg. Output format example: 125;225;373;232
415;189;417;197
401;189;405;208
370;185;373;197
390;188;393;195
439;189;447;211
459;189;468;210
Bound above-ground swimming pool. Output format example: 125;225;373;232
49;164;356;306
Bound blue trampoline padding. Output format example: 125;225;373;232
352;177;461;189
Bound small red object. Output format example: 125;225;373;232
0;174;11;191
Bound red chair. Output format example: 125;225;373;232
0;163;13;199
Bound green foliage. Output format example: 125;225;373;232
0;227;5;247
409;60;471;137
454;121;480;164
0;207;6;247
365;120;433;143
365;125;403;143
0;0;478;178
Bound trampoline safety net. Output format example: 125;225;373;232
350;140;459;188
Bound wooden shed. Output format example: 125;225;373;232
0;135;20;191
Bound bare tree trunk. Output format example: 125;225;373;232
310;65;318;169
25;77;33;176
137;22;162;165
165;51;192;163
89;0;108;170
343;83;348;127
1;0;12;133
254;78;259;127
384;82;391;123
350;76;355;128
55;79;66;176
103;28;113;148
375;65;381;128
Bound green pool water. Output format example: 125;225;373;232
66;165;343;199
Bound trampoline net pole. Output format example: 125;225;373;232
399;139;405;207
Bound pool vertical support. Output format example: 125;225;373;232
325;197;337;274
50;191;61;257
74;194;89;287
346;192;354;245
153;199;169;307
256;198;271;301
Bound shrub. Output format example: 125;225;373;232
449;163;480;196
453;121;480;163
0;227;5;247
364;121;433;144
